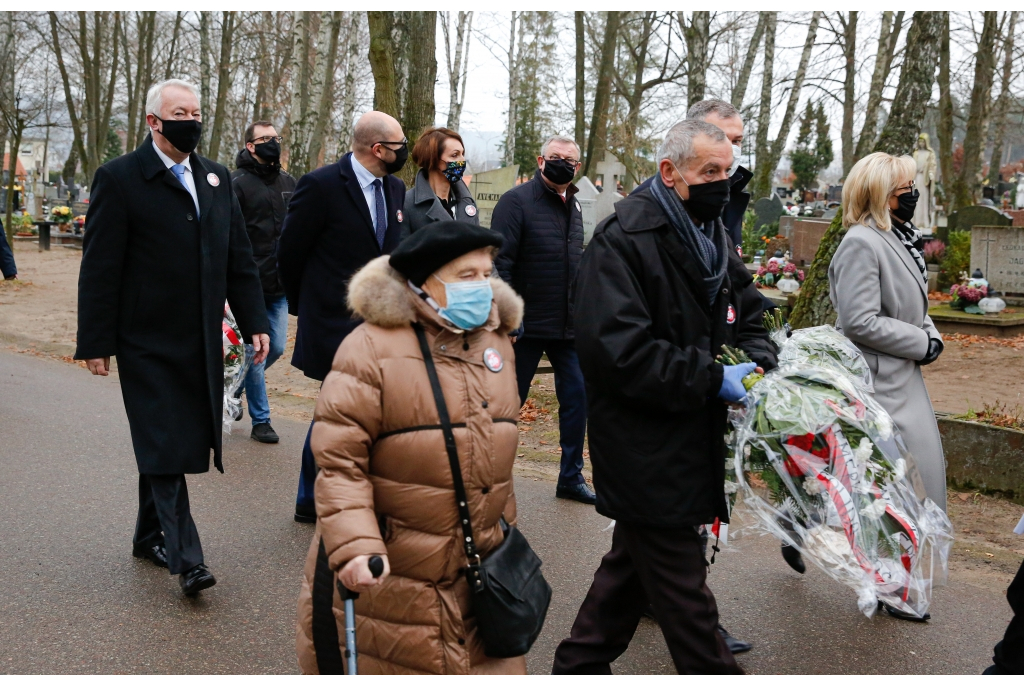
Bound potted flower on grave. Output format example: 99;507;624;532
49;205;72;226
949;283;986;313
777;262;801;294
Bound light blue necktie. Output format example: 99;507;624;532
171;163;200;218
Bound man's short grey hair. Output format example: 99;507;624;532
656;119;727;168
145;79;201;116
540;135;581;159
686;99;740;122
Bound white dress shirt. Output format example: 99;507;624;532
349;153;385;232
152;139;200;217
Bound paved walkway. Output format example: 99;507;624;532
0;350;1010;674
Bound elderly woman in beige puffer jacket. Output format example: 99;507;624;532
295;221;526;674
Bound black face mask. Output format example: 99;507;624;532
893;188;919;223
381;143;408;175
542;158;576;185
681;177;731;223
155;117;202;155
253;139;281;163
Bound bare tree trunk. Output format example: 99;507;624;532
937;12;954;197
48;12;88;174
575;12;586;147
840;11;858;176
731;12;766;110
752;11;819;200
306;11;344;172
682;11;711;108
4;120;23;248
367;12;400;117
443;12;473;130
504;12;521;168
121;13;138;153
402;12;437;139
133;11;156;149
455;13;472;131
163;11;183;80
873;11;943;156
582;11;621;178
199;12;212;153
751;12;776;200
338;14;361;152
854;11;904;161
952;11;998;208
207;11;236;163
987;11;1017;184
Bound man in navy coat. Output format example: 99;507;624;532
277;110;407;523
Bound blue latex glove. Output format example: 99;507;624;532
718;362;757;403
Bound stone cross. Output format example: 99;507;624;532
595;152;627;191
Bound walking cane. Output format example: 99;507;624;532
338;555;384;675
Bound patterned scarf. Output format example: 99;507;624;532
649;178;727;304
891;219;927;282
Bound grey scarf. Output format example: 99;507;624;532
650;178;727;304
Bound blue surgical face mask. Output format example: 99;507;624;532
433;275;493;330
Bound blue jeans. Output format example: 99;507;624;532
243;295;289;425
297;420;317;510
514;337;587;487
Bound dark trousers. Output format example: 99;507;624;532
296;420;316;510
991;558;1024;674
514;337;586;487
552;522;741;675
133;474;204;575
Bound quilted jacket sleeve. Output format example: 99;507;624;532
310;326;388;572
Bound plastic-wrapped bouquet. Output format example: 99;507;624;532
726;356;952;618
222;304;252;432
777;325;873;392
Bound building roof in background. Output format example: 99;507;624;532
2;154;27;177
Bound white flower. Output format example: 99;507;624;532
802;477;823;496
724;457;736;471
723;481;739;494
853;438;874;466
859;498;888;521
892;458;907;483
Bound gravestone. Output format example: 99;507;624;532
791;218;831;266
574;176;600;245
71;201;90;216
753;194;784;231
44;186;57;200
595;152;627;192
778;215;796;239
468;165;519;228
942;205;1012;243
593;188;623;235
971;225;1024;295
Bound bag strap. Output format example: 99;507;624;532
413;324;484;588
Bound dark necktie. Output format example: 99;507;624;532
371;179;387;249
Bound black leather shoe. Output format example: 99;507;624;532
880;601;930;622
781;544;806;574
179;564;216;596
718;625;753;654
556;482;597;505
251;423;280;443
132;543;168;568
295;504;317;524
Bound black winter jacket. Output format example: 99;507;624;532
492;170;584;339
231;149;296;299
574;189;776;528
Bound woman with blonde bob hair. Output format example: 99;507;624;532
829;153;946;599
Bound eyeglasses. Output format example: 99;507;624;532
377;139;408;149
545;155;579;167
251;135;283;144
894;181;916;194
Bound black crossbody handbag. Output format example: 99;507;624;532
413;324;551;659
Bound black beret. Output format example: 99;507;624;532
389;220;503;286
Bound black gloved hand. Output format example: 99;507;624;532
919;338;943;366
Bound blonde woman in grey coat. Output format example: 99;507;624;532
829;152;946;518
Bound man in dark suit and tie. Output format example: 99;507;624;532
75;79;269;596
277;110;407;523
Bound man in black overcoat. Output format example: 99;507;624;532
551;120;776;674
277;110;407;523
75;80;269;596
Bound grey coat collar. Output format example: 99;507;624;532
411;168;474;223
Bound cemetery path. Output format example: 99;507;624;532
0;349;1018;674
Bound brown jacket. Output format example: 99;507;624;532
295;255;526;674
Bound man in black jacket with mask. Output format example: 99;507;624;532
552;120;776;674
231;121;296;444
492;135;593;505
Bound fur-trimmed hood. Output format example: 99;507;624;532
347;255;524;333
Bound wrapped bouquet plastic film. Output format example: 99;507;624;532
777;324;874;392
222;304;252;433
728;363;952;618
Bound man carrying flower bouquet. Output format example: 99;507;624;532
552;119;776;674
